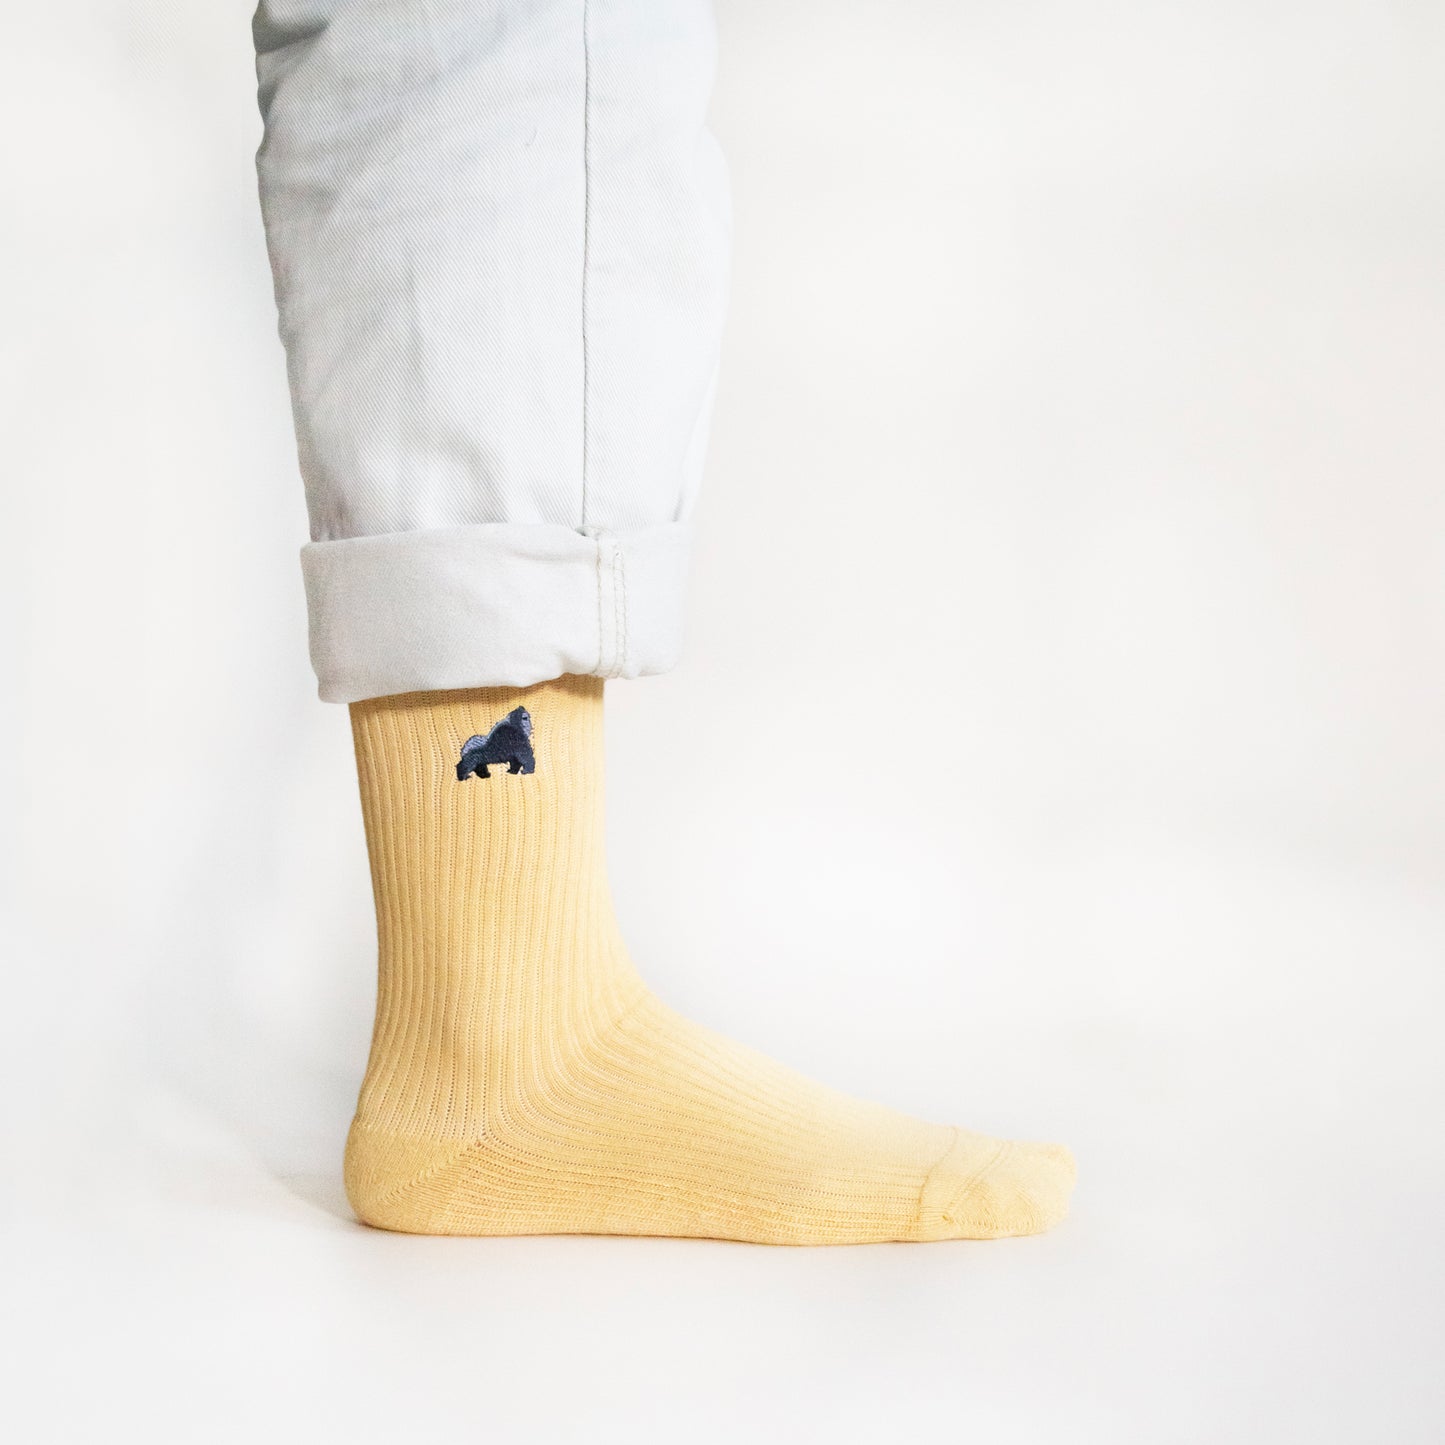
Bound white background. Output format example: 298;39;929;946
4;2;1444;1441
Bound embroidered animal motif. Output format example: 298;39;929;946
456;707;536;780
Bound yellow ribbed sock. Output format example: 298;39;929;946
343;676;1075;1243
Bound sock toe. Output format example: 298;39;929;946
915;1133;1076;1240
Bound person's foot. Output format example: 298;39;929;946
344;677;1075;1244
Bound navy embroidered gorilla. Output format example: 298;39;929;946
456;707;536;780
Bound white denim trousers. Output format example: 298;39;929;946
253;0;729;702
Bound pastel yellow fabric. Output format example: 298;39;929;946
345;677;1075;1243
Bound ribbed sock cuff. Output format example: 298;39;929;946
300;521;691;703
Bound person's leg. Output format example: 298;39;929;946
254;0;1075;1242
255;0;723;697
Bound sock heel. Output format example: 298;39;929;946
343;1121;477;1233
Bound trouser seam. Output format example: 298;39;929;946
588;527;627;678
593;532;607;675
579;0;594;531
616;536;628;676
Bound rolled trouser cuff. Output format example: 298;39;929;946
300;521;690;703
